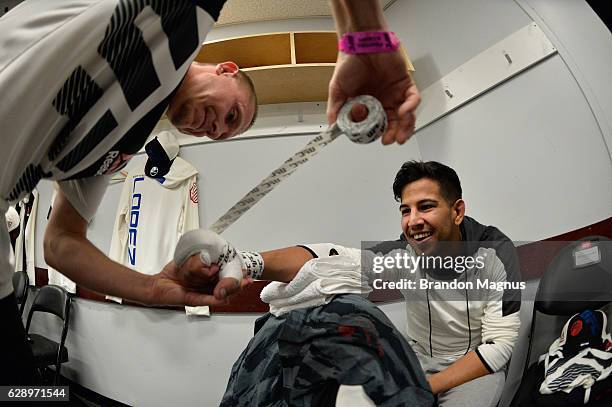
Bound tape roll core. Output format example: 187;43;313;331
337;95;387;144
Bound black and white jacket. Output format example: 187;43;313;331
0;0;225;299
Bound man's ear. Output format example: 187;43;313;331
215;61;239;75
453;199;466;225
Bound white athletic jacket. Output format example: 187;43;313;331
108;156;208;315
109;157;199;273
300;216;522;373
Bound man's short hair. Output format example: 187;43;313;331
236;69;258;131
393;160;462;203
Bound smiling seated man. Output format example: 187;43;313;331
232;160;521;407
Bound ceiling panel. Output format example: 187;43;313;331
216;0;397;26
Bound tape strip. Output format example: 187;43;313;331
210;95;386;234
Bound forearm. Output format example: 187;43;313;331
330;0;388;34
45;229;154;304
427;351;489;395
260;246;314;282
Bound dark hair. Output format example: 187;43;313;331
392;160;462;203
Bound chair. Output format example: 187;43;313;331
522;236;612;370
508;236;612;405
24;284;72;385
12;270;29;316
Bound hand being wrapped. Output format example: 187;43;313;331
149;230;252;307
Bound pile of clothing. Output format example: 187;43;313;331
222;256;434;406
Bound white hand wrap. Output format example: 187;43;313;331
240;251;264;280
174;230;243;282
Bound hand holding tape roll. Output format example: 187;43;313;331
210;95;387;234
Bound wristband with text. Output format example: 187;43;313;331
240;251;264;280
338;31;400;54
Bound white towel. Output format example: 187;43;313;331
261;255;371;316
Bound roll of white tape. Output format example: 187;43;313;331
337;95;387;144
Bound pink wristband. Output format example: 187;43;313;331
338;31;400;54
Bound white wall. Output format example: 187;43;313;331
517;0;612;157
415;55;612;240
388;0;612;241
29;1;612;405
389;0;532;89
